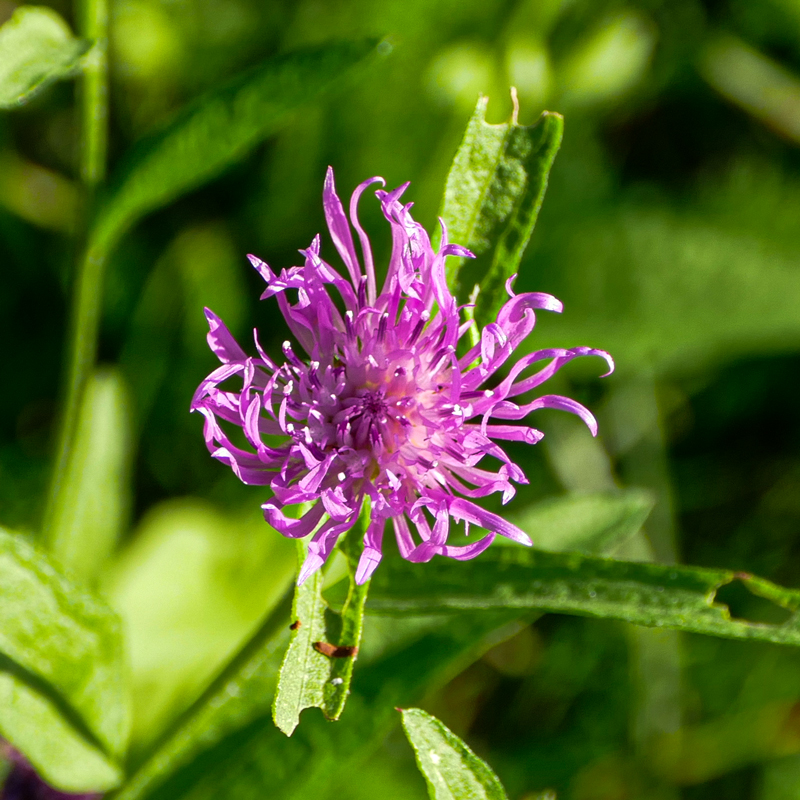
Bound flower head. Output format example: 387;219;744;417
191;168;613;584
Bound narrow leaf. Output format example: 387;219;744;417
440;95;563;324
91;39;380;257
401;708;508;800
44;368;132;582
509;490;654;555
0;6;90;108
272;507;370;735
272;542;332;737
369;546;800;650
0;528;127;791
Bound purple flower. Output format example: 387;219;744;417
191;168;612;585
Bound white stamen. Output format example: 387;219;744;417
484;389;494;397
337;472;346;482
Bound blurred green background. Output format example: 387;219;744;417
3;0;800;797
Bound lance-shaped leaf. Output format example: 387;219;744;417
44;368;132;583
400;708;509;800
440;94;563;325
90;39;380;258
272;506;370;736
509;490;653;555
0;6;90;108
0;528;128;792
368;545;800;650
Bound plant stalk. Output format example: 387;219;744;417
43;0;109;544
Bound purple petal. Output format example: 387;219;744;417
204;308;247;363
323;167;361;291
448;498;533;546
262;500;325;538
355;515;386;584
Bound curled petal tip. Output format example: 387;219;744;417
599;352;615;377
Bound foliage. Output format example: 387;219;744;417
3;0;800;798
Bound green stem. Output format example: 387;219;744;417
79;0;108;188
42;0;109;544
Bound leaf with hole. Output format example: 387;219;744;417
368;545;800;650
400;707;509;800
0;6;90;108
439;95;563;325
0;528;127;792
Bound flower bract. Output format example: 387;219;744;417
191;168;613;584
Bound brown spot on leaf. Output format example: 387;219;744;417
313;641;358;658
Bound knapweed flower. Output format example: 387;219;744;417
191;168;612;585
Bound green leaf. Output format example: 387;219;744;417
440;95;563;324
108;593;293;800
109;494;641;799
368;545;800;650
105;498;295;751
530;168;800;377
400;708;508;800
111;604;522;800
0;6;90;108
44;368;132;583
90;39;380;257
0;527;127;792
272;505;370;736
508;490;654;555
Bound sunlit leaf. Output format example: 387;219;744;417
106;498;295;751
368;546;800;650
400;707;509;800
273;506;370;736
110;602;520;800
508;490;654;555
90;39;380;257
440;95;563;325
43;368;132;583
0;528;127;792
0;5;90;108
108;489;648;799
